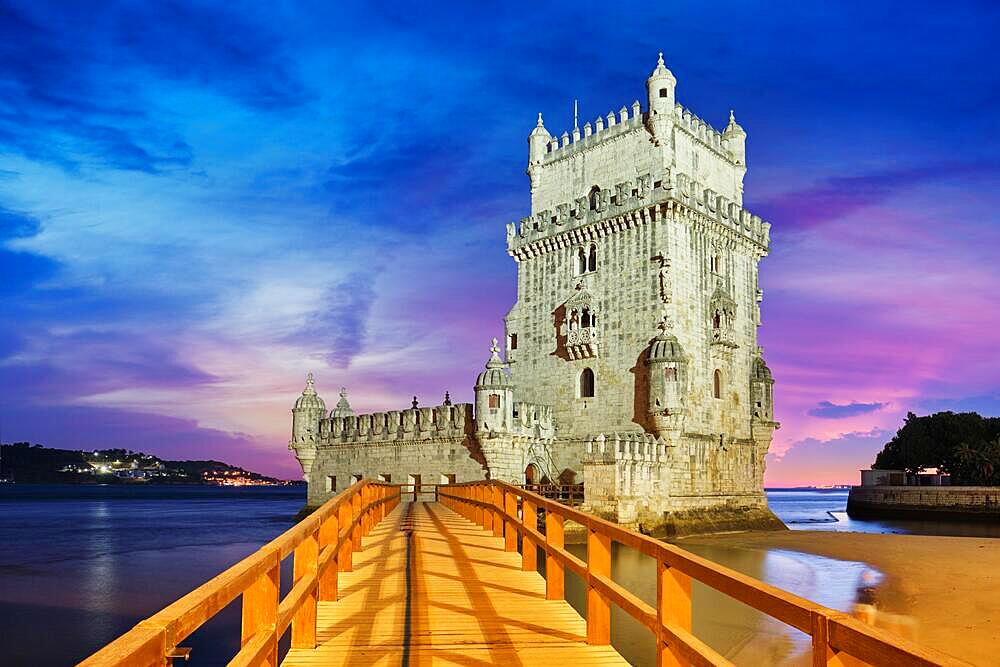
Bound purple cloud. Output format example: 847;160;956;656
754;161;1000;230
808;401;888;419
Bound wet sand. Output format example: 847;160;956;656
678;530;1000;665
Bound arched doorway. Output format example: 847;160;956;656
524;463;541;485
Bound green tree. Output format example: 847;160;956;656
873;411;1000;485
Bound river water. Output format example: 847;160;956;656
0;485;995;666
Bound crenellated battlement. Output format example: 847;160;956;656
319;402;474;445
584;432;670;464
542;100;646;162
511;401;556;438
674;103;726;148
507;167;771;259
537;101;733;165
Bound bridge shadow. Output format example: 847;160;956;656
417;503;527;667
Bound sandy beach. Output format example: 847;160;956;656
678;530;999;665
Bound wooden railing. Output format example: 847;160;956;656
78;481;401;667
439;480;971;667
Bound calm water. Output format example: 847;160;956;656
0;485;996;666
0;485;306;666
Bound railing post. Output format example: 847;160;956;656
241;551;279;666
364;485;373;535
545;510;565;600
482;485;493;532
657;560;693;667
291;528;319;649
587;528;611;645
474;485;484;526
492;485;504;538
338;500;353;572
351;490;363;552
504;489;518;552
318;512;339;601
522;498;537;572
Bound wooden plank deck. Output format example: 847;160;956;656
282;501;628;666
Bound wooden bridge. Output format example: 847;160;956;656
80;481;969;667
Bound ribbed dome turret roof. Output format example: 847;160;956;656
294;372;327;411
330;387;354;419
724;109;746;137
752;355;774;381
648;331;686;363
647;52;676;84
529;113;550;138
475;338;511;388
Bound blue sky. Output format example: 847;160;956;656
1;1;998;482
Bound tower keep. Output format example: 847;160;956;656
290;55;782;535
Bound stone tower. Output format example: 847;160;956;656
290;54;782;535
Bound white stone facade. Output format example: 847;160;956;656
290;55;781;531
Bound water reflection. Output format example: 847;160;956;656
563;540;873;665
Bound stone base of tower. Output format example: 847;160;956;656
581;431;786;537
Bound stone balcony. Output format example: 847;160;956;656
566;325;599;359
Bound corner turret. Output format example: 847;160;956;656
645;325;688;440
290;372;326;479
723;109;747;166
528;113;551;164
646;52;676;145
527;113;550;194
474;338;514;433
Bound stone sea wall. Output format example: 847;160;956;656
847;486;1000;519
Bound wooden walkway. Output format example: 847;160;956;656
79;481;971;667
283;501;627;666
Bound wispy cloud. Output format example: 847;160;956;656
808;401;888;419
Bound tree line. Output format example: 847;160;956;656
874;411;1000;485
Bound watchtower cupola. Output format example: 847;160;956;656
290;372;326;479
474;338;515;433
646;52;676;144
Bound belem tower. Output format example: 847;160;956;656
290;54;783;535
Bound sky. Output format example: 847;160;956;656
1;1;998;485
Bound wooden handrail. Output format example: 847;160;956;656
78;481;402;667
438;480;971;667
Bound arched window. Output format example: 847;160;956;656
579;367;595;398
711;255;721;274
664;367;677;382
581;308;591;328
589;185;601;211
713;369;722;399
488;394;500;409
588;245;597;272
577;248;587;275
712;311;721;329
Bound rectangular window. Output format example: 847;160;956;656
350;474;362;485
441;473;457;485
489;394;500;409
378;473;391;483
325;475;337;493
510;333;518;350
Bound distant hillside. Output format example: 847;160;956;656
0;442;296;486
